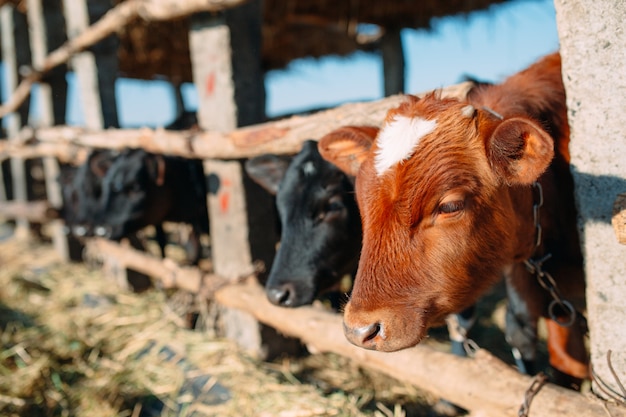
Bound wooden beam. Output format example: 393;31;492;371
381;27;405;96
0;200;58;222
75;234;626;416
1;5;30;238
26;0;69;259
215;280;626;417
0;82;475;162
63;0;105;129
0;0;250;120
78;235;625;416
84;237;230;297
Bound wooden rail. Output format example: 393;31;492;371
0;82;474;163
0;0;249;119
81;236;626;417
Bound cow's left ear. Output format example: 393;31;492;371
244;154;291;195
318;126;379;176
487;117;554;185
146;154;167;186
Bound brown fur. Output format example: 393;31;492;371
318;52;587;381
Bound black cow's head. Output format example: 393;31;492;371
60;149;119;237
245;140;361;307
95;148;171;240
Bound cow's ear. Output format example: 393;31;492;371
244;154;291;195
317;126;378;176
146;154;166;186
487;117;554;185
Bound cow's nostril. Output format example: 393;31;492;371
359;322;381;344
344;321;382;348
266;283;296;306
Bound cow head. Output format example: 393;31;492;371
95;148;170;240
318;94;554;351
245;140;363;307
61;149;119;237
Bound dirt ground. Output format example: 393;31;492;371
0;222;540;417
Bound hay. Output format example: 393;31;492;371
0;234;439;417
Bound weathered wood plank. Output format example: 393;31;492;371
0;0;250;119
63;0;105;129
78;236;626;417
1;5;30;238
0;82;475;162
215;280;626;417
0;200;57;222
26;0;69;259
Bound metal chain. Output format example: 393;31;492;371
524;182;577;327
530;182;544;249
518;372;548;417
446;314;480;357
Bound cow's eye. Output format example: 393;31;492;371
439;200;464;214
327;199;344;212
315;196;344;223
437;192;466;218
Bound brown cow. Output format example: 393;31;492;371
318;52;588;389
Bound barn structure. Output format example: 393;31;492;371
0;0;625;416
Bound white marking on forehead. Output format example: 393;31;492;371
374;115;437;175
302;160;316;176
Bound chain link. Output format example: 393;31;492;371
518;372;548;417
531;182;544;248
524;182;577;327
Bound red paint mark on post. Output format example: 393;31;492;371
220;192;230;213
205;72;216;96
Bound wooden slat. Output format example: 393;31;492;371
0;82;475;162
26;0;69;259
189;13;237;133
77;236;626;417
0;0;250;119
1;5;30;238
0;200;57;222
62;0;105;129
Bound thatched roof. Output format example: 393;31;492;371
3;0;511;82
115;0;511;82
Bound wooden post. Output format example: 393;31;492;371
381;27;405;96
190;2;294;358
62;0;119;129
62;0;119;262
62;0;103;129
63;0;119;130
1;5;30;239
189;13;237;133
25;0;69;259
0;73;5;202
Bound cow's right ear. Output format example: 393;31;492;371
245;154;291;195
317;126;378;176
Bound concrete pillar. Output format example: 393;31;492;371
554;0;626;399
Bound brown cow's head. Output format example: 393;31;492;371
318;94;554;352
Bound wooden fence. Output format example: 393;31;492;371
1;1;624;416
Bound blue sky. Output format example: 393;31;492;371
3;0;559;128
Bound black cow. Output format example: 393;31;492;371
60;149;120;238
94;148;209;264
248;138;480;416
245;140;362;307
